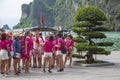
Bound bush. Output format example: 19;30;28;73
72;54;85;58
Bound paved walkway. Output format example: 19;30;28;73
0;51;120;80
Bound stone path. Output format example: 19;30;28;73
0;51;120;80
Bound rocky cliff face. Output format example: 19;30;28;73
2;24;11;30
13;0;120;31
81;0;120;31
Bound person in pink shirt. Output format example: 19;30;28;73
7;33;13;72
64;34;74;67
55;33;64;72
24;31;31;73
29;33;33;67
52;34;58;68
0;33;9;76
20;34;25;69
43;35;54;73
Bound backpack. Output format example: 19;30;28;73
61;40;66;54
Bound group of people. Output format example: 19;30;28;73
0;30;74;76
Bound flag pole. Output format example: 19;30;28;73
40;13;46;37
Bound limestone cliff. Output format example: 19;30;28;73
13;0;120;31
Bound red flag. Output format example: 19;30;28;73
40;14;44;25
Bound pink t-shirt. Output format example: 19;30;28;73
29;37;33;50
44;40;54;53
8;39;13;51
0;40;8;50
21;40;25;51
56;38;64;51
66;40;74;51
25;36;31;52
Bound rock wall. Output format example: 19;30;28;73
13;0;120;31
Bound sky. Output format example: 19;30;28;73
0;0;33;29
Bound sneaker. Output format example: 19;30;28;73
57;69;64;72
48;70;52;73
61;69;64;71
5;74;9;77
0;72;5;76
32;66;37;68
43;69;46;73
0;73;4;76
38;66;41;68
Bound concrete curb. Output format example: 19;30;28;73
73;60;115;67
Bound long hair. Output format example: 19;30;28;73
49;35;54;41
24;31;30;45
1;33;6;41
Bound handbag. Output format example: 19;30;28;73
12;52;20;58
16;53;20;58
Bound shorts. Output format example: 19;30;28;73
0;49;9;60
33;49;42;58
56;51;62;55
44;52;53;58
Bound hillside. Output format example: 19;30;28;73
13;0;120;31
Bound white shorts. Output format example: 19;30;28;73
56;51;62;55
0;49;9;60
44;52;53;58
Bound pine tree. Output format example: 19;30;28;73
72;6;113;63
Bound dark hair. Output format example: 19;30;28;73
1;33;6;41
14;35;19;40
39;32;42;35
24;31;30;44
49;35;54;41
69;34;73;39
57;33;62;38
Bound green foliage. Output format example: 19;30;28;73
75;43;89;51
93;27;112;31
73;37;86;43
96;42;114;46
72;27;86;34
94;50;111;55
54;0;74;28
72;6;113;63
13;18;31;29
72;22;94;28
74;6;106;22
83;32;106;39
106;0;111;9
72;54;85;58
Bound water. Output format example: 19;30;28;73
102;32;120;51
72;32;120;51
